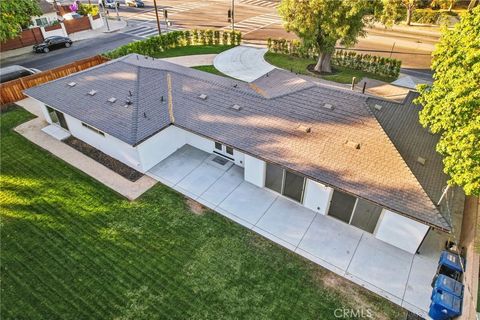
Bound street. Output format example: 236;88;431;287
1;0;438;76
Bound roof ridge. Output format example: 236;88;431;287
365;98;450;229
131;66;141;144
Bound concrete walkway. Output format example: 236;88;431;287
148;144;448;318
14;98;157;200
213;45;275;82
161;54;217;67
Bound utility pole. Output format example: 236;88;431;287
153;0;162;36
101;0;110;32
231;0;235;32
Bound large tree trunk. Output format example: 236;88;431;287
406;7;412;26
468;0;477;10
314;52;332;73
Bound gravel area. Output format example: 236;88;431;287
64;136;143;182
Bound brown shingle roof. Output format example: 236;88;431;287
24;54;451;230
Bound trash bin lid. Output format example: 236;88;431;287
434;274;464;297
431;291;462;313
438;251;464;273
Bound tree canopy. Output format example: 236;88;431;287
278;0;374;73
415;7;480;196
0;0;42;42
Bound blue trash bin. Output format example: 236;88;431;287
439;251;464;273
428;291;462;320
432;274;464;298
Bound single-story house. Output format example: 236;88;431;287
24;54;463;255
31;0;59;27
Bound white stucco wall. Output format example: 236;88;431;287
64;114;142;171
303;179;333;214
244;155;265;187
374;209;429;254
39;103;51;123
41;25;67;38
136;125;186;172
88;14;104;29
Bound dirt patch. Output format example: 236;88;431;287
64;136;143;182
186;198;207;215
312;269;404;320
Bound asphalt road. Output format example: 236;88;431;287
1;32;135;71
1;0;437;79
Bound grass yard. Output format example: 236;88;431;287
192;65;231;78
0;107;406;319
150;45;235;59
264;52;397;84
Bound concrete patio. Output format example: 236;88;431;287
148;145;446;318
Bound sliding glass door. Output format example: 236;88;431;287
328;190;382;233
265;163;305;203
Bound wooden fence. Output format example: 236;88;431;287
64;16;92;34
0;28;44;52
0;55;109;108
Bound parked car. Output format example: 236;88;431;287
63;12;83;20
0;65;41;84
125;0;144;7
33;36;73;53
99;0;120;9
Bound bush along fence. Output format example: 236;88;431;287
104;29;242;59
267;38;401;79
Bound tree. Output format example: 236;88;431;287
415;7;480;196
0;0;42;42
378;0;419;26
278;0;374;73
431;0;458;11
377;0;406;27
403;0;417;25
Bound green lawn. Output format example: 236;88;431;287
138;45;234;59
192;65;231;78
0;107;406;319
264;52;397;84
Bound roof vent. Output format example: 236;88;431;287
68;82;76;87
346;140;361;150
231;104;242;111
297;125;312;133
198;94;208;100
108;97;117;103
417;156;426;165
125;98;132;105
374;104;383;111
88;89;97;96
322;103;334;110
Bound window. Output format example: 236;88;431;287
215;142;222;150
35;18;48;27
46;106;69;130
226;146;234;155
82;122;105;136
265;163;306;203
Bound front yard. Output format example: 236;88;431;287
264;52;397;84
0;107;406;319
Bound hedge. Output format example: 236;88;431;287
411;9;458;24
267;38;401;78
104;29;241;59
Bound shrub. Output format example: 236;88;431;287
411;9;458;24
78;4;99;16
267;38;401;78
103;30;241;59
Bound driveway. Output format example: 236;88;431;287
148;144;445;318
213;45;275;82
